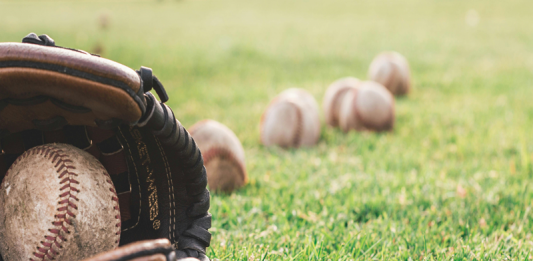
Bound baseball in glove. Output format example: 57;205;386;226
0;33;211;261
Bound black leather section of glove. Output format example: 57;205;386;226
138;95;211;254
115;102;211;255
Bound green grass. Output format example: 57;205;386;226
2;0;533;259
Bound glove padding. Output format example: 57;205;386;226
0;33;211;260
82;239;207;261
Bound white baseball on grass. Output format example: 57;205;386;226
323;77;361;128
260;88;320;148
339;81;395;132
189;120;247;193
368;51;411;96
0;143;121;261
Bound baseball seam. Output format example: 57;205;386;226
9;145;121;261
259;97;281;146
288;101;303;148
202;147;247;183
27;146;79;261
329;87;347;127
327;85;354;127
398;61;410;95
389;56;408;95
351;88;366;132
105;170;122;245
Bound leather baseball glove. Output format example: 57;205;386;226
0;33;211;261
82;239;200;261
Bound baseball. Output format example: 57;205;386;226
338;81;395;132
323;77;361;128
368;51;411;96
260;88;320;148
0;143;121;261
189;120;247;193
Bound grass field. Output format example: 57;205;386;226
2;0;533;259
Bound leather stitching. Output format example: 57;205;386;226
0;60;143;111
153;135;175;243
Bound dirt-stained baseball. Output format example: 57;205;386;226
368;51;411;96
189;120;247;193
260;88;320;148
0;143;121;261
338;81;395;132
323;77;361;128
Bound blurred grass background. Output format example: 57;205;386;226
2;0;533;259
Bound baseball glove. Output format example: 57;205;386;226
82;239;200;261
0;33;211;261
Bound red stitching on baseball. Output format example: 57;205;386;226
111;177;121;238
9;144;122;254
106;175;122;239
202;147;247;182
98;161;122;240
330;86;353;126
19;146;82;261
98;172;121;231
280;100;303;148
57;165;66;172
51;154;60;164
352;87;364;131
58;170;69;178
